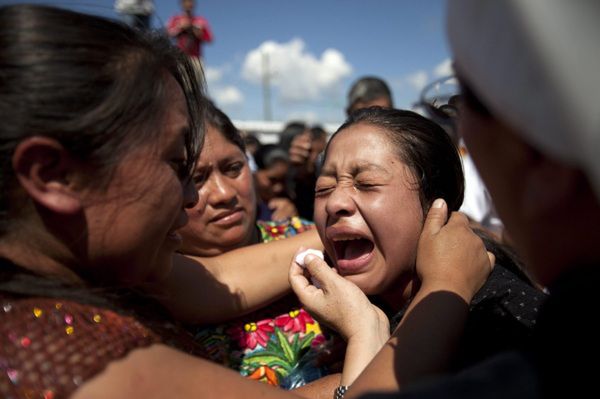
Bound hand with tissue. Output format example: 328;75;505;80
290;247;388;340
290;247;390;385
291;248;381;338
294;249;325;288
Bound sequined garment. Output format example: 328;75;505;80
0;296;160;399
192;217;341;389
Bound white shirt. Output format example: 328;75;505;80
459;143;504;235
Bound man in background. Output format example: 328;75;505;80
345;76;394;116
167;0;213;61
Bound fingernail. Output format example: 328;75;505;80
433;198;445;208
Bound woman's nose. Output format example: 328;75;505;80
207;174;236;206
325;186;356;218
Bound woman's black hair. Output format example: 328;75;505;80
278;121;307;152
327;107;464;213
473;228;532;285
204;101;245;153
0;4;206;233
254;144;289;170
310;125;327;141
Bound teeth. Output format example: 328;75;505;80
332;235;363;242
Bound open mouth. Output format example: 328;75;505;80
332;235;375;273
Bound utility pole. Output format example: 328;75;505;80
261;51;272;121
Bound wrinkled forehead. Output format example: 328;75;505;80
325;124;394;160
321;125;400;174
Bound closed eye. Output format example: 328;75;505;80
315;185;335;197
355;182;380;190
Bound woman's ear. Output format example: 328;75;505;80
12;136;83;214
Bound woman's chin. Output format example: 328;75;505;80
341;273;379;295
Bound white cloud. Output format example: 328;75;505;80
213;86;244;106
241;38;353;102
204;64;244;107
405;70;429;91
204;66;223;84
433;58;454;78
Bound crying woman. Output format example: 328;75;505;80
313;107;546;370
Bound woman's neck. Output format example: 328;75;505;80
0;234;83;285
379;274;420;315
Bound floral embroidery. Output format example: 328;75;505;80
310;333;326;348
275;309;314;333
241;326;315;382
305;323;325;347
247;365;279;386
257;217;313;242
192;218;338;389
230;319;274;350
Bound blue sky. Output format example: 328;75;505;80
6;0;452;125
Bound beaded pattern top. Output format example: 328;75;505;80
0;296;159;399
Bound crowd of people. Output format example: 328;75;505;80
1;1;599;398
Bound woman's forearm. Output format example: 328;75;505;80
156;230;323;324
346;286;470;397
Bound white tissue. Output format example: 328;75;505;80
294;249;325;289
295;249;324;267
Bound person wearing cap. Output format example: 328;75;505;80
346;76;394;116
288;1;600;398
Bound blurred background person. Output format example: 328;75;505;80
345;76;394;116
254;144;297;221
418;78;504;240
167;0;213;61
242;132;261;173
287;125;329;220
114;0;154;30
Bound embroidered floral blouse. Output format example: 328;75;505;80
191;217;339;389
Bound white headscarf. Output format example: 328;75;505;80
447;0;600;197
